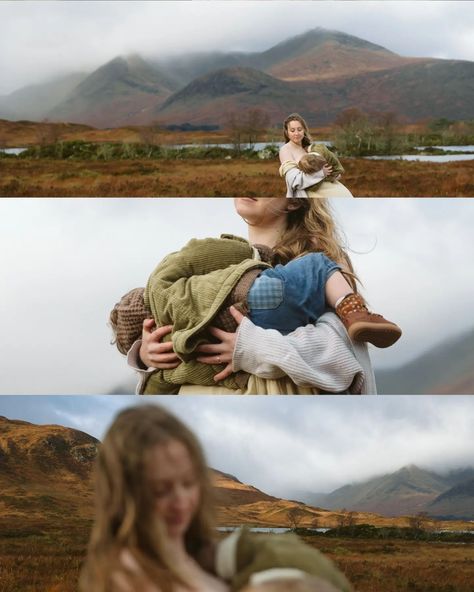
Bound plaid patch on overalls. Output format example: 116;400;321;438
247;275;284;309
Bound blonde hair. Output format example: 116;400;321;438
283;113;312;149
273;198;358;291
79;405;216;592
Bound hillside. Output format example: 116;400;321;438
2;27;473;128
0;415;97;521
304;465;474;519
376;327;474;395
0;72;87;121
428;478;474;519
50;55;177;127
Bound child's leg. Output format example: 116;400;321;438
324;271;353;309
248;252;340;334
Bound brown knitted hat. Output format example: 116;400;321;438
298;152;327;174
109;287;152;355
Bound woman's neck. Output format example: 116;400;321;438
248;219;287;248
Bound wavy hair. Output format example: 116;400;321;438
79;405;216;592
272;198;359;291
283;113;313;149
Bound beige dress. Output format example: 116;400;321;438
179;375;318;395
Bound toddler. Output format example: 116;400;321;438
111;235;401;357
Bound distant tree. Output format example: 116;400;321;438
137;122;161;153
408;511;429;531
226;109;270;152
336;509;356;529
287;507;306;530
242;108;271;148
36;119;61;146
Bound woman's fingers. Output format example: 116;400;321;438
196;342;221;354
213;362;234;382
228;305;245;324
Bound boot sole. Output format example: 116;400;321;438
349;322;402;348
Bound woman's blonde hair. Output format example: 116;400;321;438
273;198;359;291
283;113;312;149
79;404;216;592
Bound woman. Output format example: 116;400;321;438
80;405;354;592
129;198;376;395
79;404;229;592
279;114;353;198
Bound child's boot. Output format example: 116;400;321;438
335;293;402;348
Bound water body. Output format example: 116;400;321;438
169;141;332;151
364;154;474;163
416;145;474;152
0;147;27;155
217;526;330;533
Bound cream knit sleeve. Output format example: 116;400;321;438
233;315;375;394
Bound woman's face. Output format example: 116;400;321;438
145;439;201;540
234;198;290;227
286;119;305;145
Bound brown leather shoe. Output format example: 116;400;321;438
335;293;402;348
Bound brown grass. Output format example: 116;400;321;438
304;535;474;592
0;157;473;197
1;522;472;592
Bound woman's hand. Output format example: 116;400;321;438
139;319;181;369
196;306;245;382
323;164;333;177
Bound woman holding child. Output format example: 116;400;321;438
119;198;400;395
279;114;353;198
79;404;353;592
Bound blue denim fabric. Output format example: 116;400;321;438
248;252;340;334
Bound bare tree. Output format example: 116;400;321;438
36;118;61;146
287;507;306;530
226;109;270;152
336;509;356;528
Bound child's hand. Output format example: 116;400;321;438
323;164;333;177
139;319;181;369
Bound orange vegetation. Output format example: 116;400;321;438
1;157;473;197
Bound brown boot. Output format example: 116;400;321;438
335;293;402;348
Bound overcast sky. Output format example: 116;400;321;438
0;198;473;395
1;1;473;94
0;394;473;497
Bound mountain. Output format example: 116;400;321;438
49;55;178;127
1;418;472;529
0;415;97;521
156;67;297;125
0;72;87;121
376;327;474;395
428;478;474;519
155;58;474;126
256;28;418;80
302;465;474;519
310;465;450;517
3;27;473;128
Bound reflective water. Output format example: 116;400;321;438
217;526;330;533
0;147;27;155
365;154;474;162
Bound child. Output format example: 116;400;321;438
215;528;353;592
110;235;401;392
282;144;347;198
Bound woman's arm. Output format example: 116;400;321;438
197;308;375;394
279;143;293;164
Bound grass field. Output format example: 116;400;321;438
1;157;473;197
304;535;474;592
1;521;473;592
